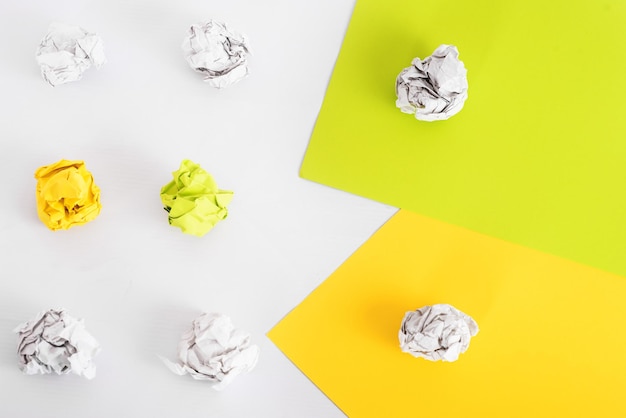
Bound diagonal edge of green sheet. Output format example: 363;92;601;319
301;0;626;278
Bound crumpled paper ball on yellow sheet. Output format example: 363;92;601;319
399;303;478;362
34;159;101;230
160;159;233;237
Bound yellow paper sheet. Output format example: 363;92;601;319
269;210;626;417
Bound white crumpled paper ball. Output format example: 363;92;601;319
14;309;101;379
162;312;259;390
395;44;468;121
399;304;478;362
36;22;106;86
182;20;251;89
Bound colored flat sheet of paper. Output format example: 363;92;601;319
300;0;626;277
268;210;626;417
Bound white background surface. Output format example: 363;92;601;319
0;0;397;416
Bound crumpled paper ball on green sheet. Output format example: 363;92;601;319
160;159;233;236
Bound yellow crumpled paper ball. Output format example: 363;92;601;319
160;159;233;237
34;159;102;230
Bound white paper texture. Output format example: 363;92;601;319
399;303;478;362
36;22;105;86
14;309;100;379
161;312;259;390
182;20;250;88
395;44;468;121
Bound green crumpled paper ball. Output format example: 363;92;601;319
160;159;233;237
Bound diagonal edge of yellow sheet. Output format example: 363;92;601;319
268;210;626;417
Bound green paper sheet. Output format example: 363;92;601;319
301;0;626;277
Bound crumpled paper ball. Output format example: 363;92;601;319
182;20;251;88
36;22;106;86
399;303;478;362
160;159;233;237
161;312;259;390
395;44;468;121
14;309;101;379
34;159;102;231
